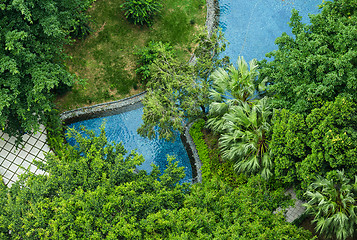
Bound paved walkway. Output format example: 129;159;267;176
0;126;48;186
274;188;306;223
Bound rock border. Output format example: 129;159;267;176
60;91;146;125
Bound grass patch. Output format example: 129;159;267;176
56;0;207;111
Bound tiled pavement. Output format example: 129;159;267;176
275;188;306;223
0;125;49;186
284;188;306;222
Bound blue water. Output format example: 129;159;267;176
67;107;193;183
219;0;322;62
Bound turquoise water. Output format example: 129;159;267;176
219;0;322;62
67;106;192;183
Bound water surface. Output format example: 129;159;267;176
67;106;192;183
219;0;322;62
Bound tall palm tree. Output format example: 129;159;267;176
303;170;357;240
218;98;273;180
207;56;262;133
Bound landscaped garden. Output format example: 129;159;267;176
0;0;356;239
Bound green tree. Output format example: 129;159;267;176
303;170;357;240
138;29;228;141
0;125;189;239
0;0;94;139
259;0;357;114
270;97;357;191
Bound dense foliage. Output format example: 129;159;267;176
303;170;357;240
135;41;174;84
270;96;357;193
0;127;312;239
259;0;357;114
0;0;94;139
189;119;244;186
120;0;163;26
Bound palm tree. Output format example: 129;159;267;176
218;98;273;180
303;170;357;240
207;56;262;133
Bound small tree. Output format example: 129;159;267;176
138;29;228;141
120;0;162;26
304;170;357;240
216;98;273;180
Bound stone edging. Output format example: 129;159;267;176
206;0;219;36
60;91;146;124
182;122;203;184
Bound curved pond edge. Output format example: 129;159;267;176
60;91;146;125
60;0;219;184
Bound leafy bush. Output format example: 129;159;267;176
270;96;357;194
120;0;163;25
135;41;174;84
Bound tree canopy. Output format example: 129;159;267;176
0;126;312;239
0;0;93;138
259;0;357;114
270;96;357;192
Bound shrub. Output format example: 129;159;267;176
135;41;174;84
120;0;163;26
303;170;357;240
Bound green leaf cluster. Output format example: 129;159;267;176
303;170;357;240
271;97;357;192
120;0;163;26
134;41;174;84
189;119;245;186
207;57;272;180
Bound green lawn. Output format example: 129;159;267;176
56;0;207;111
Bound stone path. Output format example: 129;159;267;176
0;126;48;186
274;188;306;223
284;188;306;222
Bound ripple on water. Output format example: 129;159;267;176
66;107;192;183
